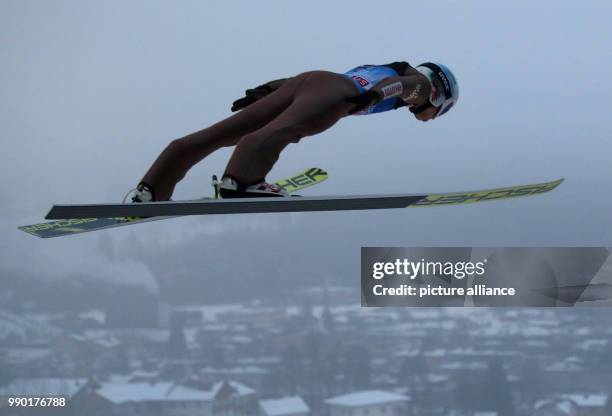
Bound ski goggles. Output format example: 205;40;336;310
416;65;446;108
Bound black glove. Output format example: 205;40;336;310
231;95;259;112
231;78;289;112
345;89;382;114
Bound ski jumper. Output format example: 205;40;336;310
140;64;410;199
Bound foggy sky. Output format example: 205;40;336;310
2;1;611;294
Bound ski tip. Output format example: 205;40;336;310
305;167;328;179
542;177;564;190
552;177;564;186
410;177;566;208
274;167;329;194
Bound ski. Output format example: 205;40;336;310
18;167;328;238
43;177;563;221
408;178;564;207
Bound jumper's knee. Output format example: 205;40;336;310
165;138;188;156
163;139;184;163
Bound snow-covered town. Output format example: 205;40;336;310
1;284;611;416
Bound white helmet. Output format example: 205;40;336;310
416;62;459;117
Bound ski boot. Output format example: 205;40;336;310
212;175;288;198
123;183;155;203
